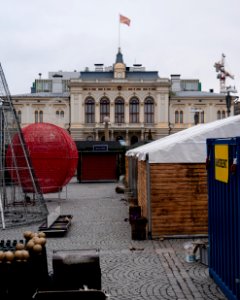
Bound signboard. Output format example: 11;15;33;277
214;144;229;183
93;145;108;151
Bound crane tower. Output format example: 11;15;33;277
214;53;235;93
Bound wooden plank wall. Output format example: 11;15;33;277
138;162;208;238
137;160;148;218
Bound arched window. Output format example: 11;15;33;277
39;111;43;123
217;110;226;120
35;111;38;123
194;112;199;125
100;97;110;123
17;111;22;124
56;110;64;121
200;111;204;123
85;97;95;123
175;111;179;123
180;110;183;123
129;97;139;123
115;97;124;123
175;110;183;124
35;110;43;123
144;97;154;123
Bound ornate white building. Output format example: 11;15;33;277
12;48;232;145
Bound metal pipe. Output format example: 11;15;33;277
0;195;5;229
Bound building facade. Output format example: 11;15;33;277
12;48;233;145
169;74;232;134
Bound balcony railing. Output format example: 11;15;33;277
84;122;156;128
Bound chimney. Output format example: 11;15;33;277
171;74;181;92
94;64;104;71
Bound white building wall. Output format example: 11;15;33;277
70;94;81;124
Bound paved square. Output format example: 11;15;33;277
0;180;227;300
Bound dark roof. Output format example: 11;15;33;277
80;71;113;81
126;71;159;81
75;140;126;151
80;70;159;81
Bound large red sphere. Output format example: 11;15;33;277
6;123;78;194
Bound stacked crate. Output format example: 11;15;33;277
0;232;49;299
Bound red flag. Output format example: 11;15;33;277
119;14;131;26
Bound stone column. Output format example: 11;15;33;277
95;102;100;124
104;116;110;141
95;129;99;141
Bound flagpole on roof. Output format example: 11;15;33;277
118;14;121;48
118;14;130;50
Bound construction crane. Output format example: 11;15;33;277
214;54;239;116
214;53;235;93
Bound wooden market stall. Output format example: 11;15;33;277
126;115;240;239
75;141;126;182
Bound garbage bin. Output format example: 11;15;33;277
131;217;148;240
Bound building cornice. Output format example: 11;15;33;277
69;79;170;89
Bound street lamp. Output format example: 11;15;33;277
225;86;238;117
190;107;203;125
226;92;232;117
103;116;110;141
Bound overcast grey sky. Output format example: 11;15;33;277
1;0;239;95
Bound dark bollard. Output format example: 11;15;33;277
129;205;141;224
131;217;148;240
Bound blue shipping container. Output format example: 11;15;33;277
207;137;240;300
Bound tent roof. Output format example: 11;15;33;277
126;115;240;163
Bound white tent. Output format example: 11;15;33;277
126;115;240;163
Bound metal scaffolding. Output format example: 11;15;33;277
0;63;48;229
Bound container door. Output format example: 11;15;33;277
80;153;117;182
207;137;240;300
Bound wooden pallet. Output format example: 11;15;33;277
38;215;73;237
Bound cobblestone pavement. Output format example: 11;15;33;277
0;179;227;300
